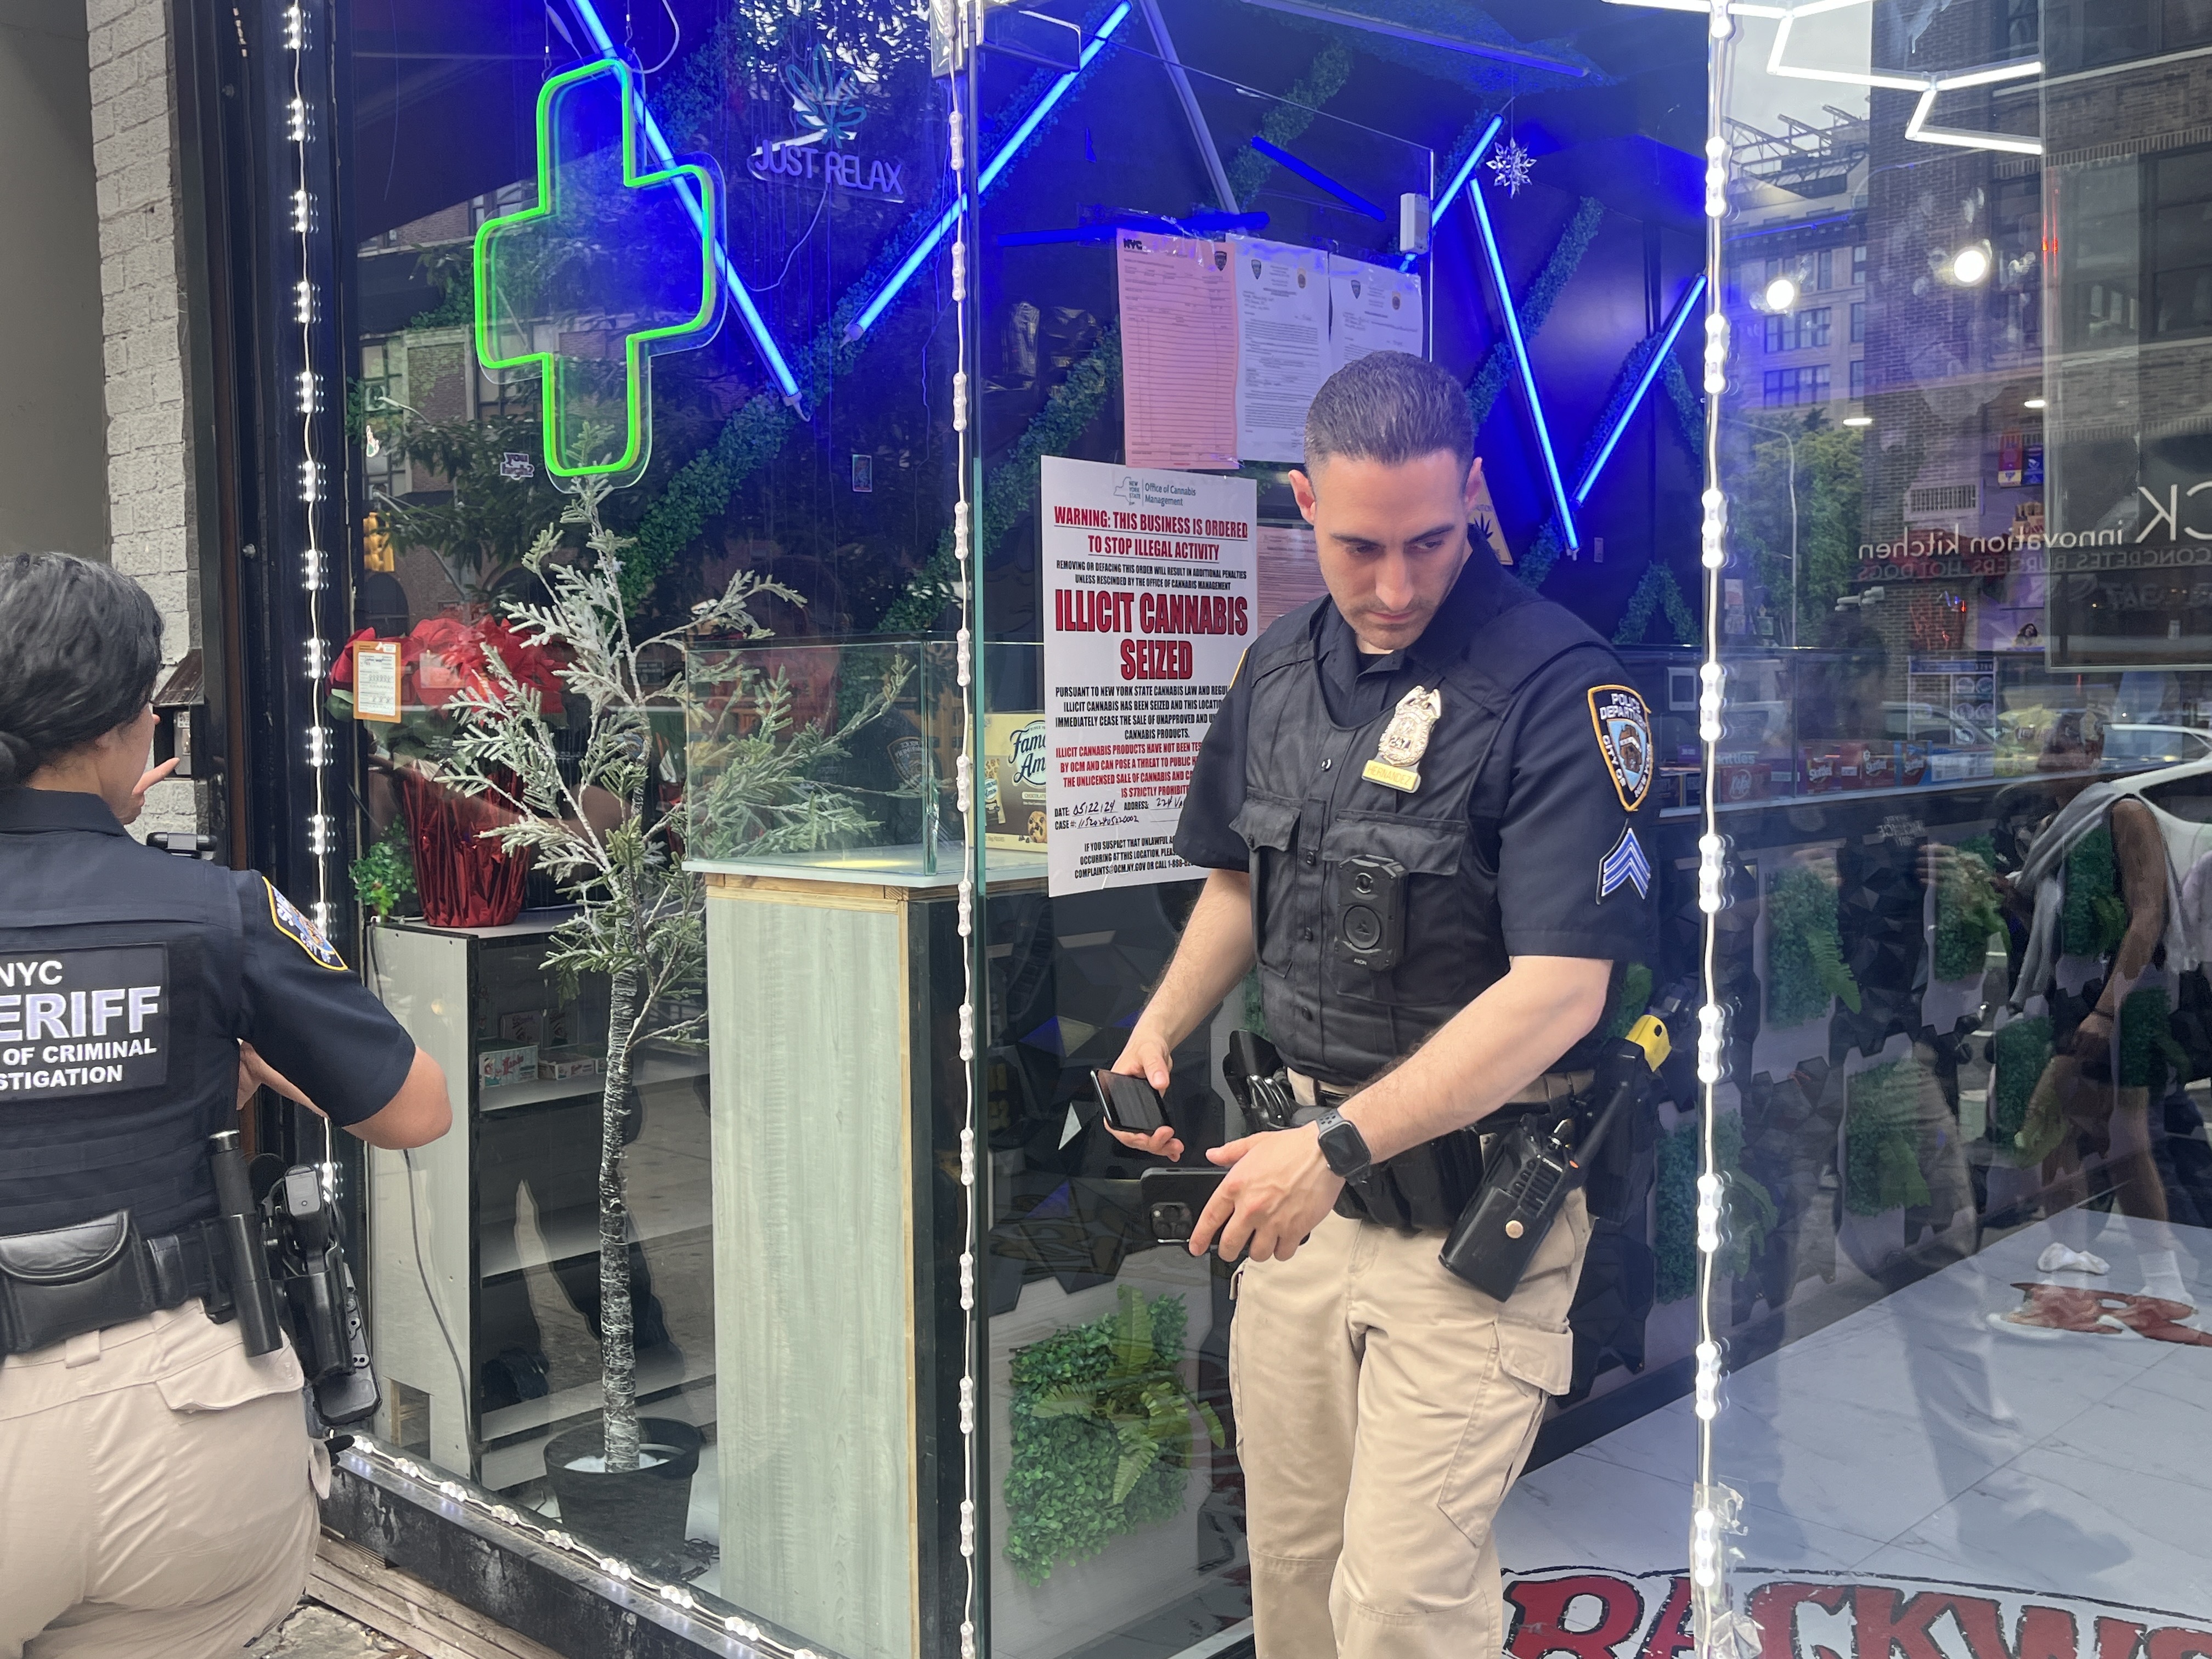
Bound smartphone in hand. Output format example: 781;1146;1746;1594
1092;1068;1167;1136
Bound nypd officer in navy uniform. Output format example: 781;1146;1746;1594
1109;353;1656;1658
0;552;452;1657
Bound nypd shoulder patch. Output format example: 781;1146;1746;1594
266;879;348;972
1588;685;1655;812
1598;826;1652;901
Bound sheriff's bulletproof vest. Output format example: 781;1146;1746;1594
1229;590;1615;1089
0;803;250;1238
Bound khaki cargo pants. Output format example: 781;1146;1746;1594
1230;1192;1589;1659
0;1300;323;1659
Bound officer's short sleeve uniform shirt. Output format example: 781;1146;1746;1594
234;870;416;1127
1175;550;1650;969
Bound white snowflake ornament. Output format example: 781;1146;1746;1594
1487;138;1535;197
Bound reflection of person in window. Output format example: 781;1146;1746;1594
1997;710;2185;1302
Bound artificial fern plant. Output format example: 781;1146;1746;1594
1005;1285;1224;1584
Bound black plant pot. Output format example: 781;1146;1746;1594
543;1415;702;1576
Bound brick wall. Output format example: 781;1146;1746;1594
84;0;199;839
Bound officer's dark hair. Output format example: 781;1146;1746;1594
0;552;164;790
1304;351;1474;475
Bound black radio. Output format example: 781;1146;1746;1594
1438;1012;1673;1300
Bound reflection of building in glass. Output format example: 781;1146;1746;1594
2042;3;2212;665
1853;0;2047;681
1725;111;1868;420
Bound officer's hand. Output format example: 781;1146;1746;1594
1190;1125;1343;1263
1104;1029;1182;1159
122;758;180;825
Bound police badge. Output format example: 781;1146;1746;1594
1587;685;1654;811
1363;686;1442;792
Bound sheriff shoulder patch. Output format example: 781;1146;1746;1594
1598;825;1652;900
266;879;347;972
1588;685;1654;811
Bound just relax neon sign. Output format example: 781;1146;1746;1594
747;44;906;202
748;143;907;201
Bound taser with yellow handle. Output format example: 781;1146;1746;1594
1437;1009;1673;1300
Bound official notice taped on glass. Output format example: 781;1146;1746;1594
1041;457;1257;896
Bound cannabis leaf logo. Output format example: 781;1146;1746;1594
784;45;865;148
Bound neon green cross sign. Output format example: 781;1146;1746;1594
473;58;723;484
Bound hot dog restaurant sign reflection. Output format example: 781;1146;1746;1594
1501;1568;2211;1659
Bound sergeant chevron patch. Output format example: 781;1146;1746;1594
1598;826;1651;900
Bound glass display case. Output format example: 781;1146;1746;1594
682;636;1051;883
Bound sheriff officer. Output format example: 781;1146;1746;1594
1111;353;1656;1658
0;552;452;1656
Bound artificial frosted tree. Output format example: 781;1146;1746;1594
436;477;898;1468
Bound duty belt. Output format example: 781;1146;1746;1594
0;1214;234;1358
1277;1068;1593;1232
1285;1068;1594;1114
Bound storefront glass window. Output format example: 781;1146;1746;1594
968;37;1430;1654
1701;4;2212;1639
344;0;966;1637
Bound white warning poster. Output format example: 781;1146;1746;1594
1041;456;1258;897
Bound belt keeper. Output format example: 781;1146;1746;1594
146;1231;187;1307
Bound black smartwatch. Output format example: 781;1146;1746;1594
1313;1107;1373;1185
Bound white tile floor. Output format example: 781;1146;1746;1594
1498;1214;2212;1616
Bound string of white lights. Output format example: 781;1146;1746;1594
1691;2;1734;1652
285;1;335;940
284;1;340;1196
949;8;985;1655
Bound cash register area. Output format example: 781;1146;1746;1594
328;1;2212;1655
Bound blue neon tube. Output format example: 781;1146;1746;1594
1246;137;1387;221
1463;130;1578;550
846;2;1134;341
568;0;802;398
1573;274;1706;505
1432;115;1501;222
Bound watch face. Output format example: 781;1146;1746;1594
1319;1113;1368;1176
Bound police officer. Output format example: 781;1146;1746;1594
0;552;452;1657
1110;354;1656;1657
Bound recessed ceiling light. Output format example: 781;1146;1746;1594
1763;276;1799;312
1843;415;1872;427
2024;397;2047;409
1949;245;1991;285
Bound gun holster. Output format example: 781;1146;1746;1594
255;1159;381;1426
1220;1030;1486;1231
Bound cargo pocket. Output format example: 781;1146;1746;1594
1437;1321;1574;1550
155;1321;305;1415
